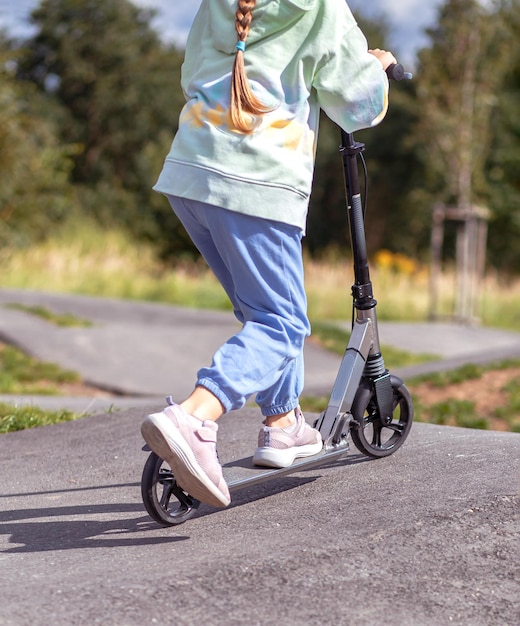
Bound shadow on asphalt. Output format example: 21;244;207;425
0;481;142;501
1;453;373;552
0;507;186;554
187;451;372;521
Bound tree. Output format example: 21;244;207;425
485;0;520;272
415;0;510;210
306;15;422;258
16;0;188;256
412;0;517;320
0;44;76;249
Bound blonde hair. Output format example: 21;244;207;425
231;0;273;133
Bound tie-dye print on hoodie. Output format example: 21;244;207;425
154;0;389;231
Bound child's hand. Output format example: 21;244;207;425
368;48;397;70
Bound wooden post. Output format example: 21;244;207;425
429;204;489;324
429;204;445;321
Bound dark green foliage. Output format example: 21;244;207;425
18;0;178;184
485;0;520;272
414;0;518;271
1;0;519;267
307;15;425;258
15;0;189;257
0;47;76;247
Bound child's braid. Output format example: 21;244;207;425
231;0;274;133
235;0;254;43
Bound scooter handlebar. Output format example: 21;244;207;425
386;63;413;81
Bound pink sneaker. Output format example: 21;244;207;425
253;407;323;468
141;400;230;508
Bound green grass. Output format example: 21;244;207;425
4;217;520;329
2;220;520;433
0;403;78;434
409;362;486;387
310;321;437;368
412;395;493;431
302;359;520;433
0;219;231;311
0;344;80;395
5;303;93;327
0;344;88;432
493;374;520;432
417;397;489;430
409;360;520;433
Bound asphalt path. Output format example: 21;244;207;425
3;288;520;412
0;289;519;625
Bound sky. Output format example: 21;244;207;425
0;0;444;67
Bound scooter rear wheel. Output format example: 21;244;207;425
141;452;200;526
350;375;413;458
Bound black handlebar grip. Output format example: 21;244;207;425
386;63;413;81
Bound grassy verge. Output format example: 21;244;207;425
0;343;86;433
0;220;232;311
3;337;519;433
3;218;520;329
2;221;520;433
5;303;93;327
301;360;520;433
310;321;437;368
0;403;78;434
0;343;81;395
408;360;520;433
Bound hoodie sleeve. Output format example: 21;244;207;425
313;14;389;133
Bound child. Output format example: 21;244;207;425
141;0;396;508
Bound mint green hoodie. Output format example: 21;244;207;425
154;0;389;231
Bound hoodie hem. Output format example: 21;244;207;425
154;159;310;234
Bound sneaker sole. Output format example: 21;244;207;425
141;415;230;508
252;439;323;469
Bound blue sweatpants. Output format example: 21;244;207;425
167;196;311;417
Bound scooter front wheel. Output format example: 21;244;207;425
350;375;413;458
141;452;200;526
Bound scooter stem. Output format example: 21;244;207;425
340;131;376;310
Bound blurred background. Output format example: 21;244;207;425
0;0;519;327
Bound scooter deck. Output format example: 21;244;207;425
223;442;350;493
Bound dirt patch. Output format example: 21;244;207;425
409;367;520;431
27;367;520;430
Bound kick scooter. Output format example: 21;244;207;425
141;65;415;526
